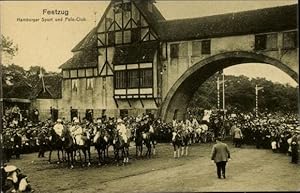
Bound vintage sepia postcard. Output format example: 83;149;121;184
1;1;299;193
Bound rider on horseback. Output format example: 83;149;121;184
53;119;64;137
93;119;107;143
116;118;127;143
70;118;85;145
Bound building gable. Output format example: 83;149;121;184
96;0;160;47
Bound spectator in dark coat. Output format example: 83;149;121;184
211;137;231;179
291;133;299;164
13;133;22;159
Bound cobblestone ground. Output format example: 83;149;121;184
8;142;300;193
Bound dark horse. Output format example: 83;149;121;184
61;127;75;168
172;130;182;158
135;123;156;158
94;128;110;165
112;131;130;166
73;130;92;167
47;127;64;164
134;123;144;157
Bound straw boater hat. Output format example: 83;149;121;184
74;118;80;123
4;165;18;173
117;118;123;123
57;119;62;123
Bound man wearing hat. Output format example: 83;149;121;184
2;165;32;192
93;118;104;143
13;131;22;159
233;124;243;148
53;119;64;138
116;118;128;143
290;132;299;164
211;137;231;179
71;118;84;145
37;127;47;158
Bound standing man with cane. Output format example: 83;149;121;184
211;136;231;179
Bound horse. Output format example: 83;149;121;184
134;123;144;157
142;132;152;158
94;127;110;165
112;130;130;166
47;127;64;164
61;127;75;168
205;130;215;143
180;128;190;156
141;123;157;158
73;129;92;167
172;130;182;158
194;124;209;143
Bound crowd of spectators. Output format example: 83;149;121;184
2;106;299;164
227;112;300;164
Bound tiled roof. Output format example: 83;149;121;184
61;3;296;70
134;1;165;32
3;81;32;99
59;49;98;70
32;74;63;99
156;4;297;41
71;28;97;52
113;41;159;64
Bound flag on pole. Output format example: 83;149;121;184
39;67;46;93
257;86;263;91
255;85;263;94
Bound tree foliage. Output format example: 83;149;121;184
189;74;298;113
1;35;18;57
2;64;61;99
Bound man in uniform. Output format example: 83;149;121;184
13;131;22;159
53;119;64;138
37;128;47;158
70;118;84;145
116;118;128;143
3;130;13;163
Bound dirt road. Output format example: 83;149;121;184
8;143;300;192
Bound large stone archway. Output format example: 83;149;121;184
159;51;298;122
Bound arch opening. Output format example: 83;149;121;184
159;51;298;122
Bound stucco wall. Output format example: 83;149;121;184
162;32;298;101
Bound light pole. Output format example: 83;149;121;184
217;75;220;110
222;72;225;113
216;71;225;111
255;85;263;117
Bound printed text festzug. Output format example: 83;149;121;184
42;9;69;16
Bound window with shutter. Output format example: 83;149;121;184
201;40;211;54
255;34;267;50
283;31;297;49
170;44;179;58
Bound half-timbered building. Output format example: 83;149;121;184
59;0;297;121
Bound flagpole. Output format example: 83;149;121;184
255;85;258;117
40;66;46;93
222;71;225;113
217;75;220;110
255;85;263;117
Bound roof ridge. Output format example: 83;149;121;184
71;27;97;52
157;4;297;24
